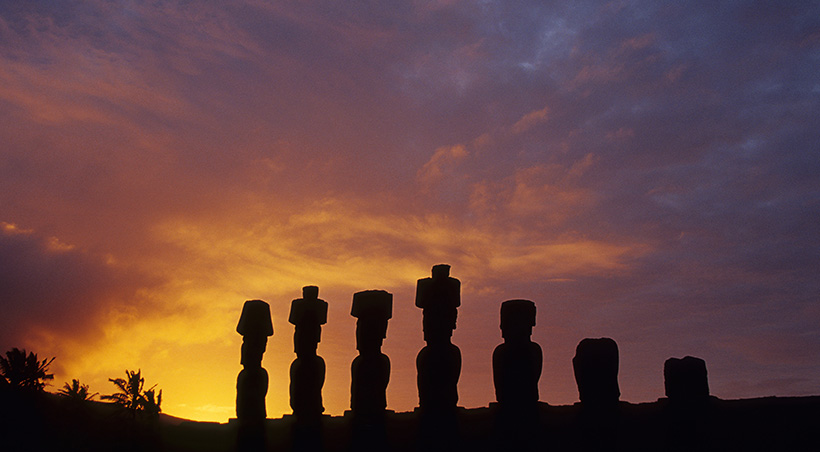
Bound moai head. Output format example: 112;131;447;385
664;356;709;403
500;299;536;343
573;337;620;406
289;286;328;357
237;300;275;337
431;264;450;280
237;300;274;367
416;264;461;344
351;290;393;354
302;285;319;300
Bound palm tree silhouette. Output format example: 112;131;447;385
0;348;55;391
101;369;161;419
58;378;98;401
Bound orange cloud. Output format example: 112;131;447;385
512;106;550;134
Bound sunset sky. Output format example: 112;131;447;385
1;1;819;422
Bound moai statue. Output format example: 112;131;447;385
350;290;392;416
664;356;709;404
236;299;274;420
415;264;462;413
573;337;620;407
288;286;328;419
492;299;542;413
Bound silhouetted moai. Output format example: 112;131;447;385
236;299;273;451
415;264;462;451
236;300;274;420
350;289;392;416
662;356;714;450
493;299;542;413
573;337;620;407
572;337;621;451
664;356;709;404
350;290;392;451
492;299;542;451
289;286;328;420
416;264;462;413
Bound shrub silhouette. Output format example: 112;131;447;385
0;347;55;391
58;378;98;401
102;369;162;419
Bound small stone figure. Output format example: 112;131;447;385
573;337;620;407
664;356;709;403
289;286;328;419
493;299;542;412
415;264;462;413
236;299;274;420
350;290;392;416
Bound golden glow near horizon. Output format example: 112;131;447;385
10;202;646;422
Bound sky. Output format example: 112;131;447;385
1;0;819;422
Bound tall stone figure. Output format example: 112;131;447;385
350;289;392;416
236;299;274;420
289;286;328;419
415;264;462;413
493;299;542;413
236;300;273;452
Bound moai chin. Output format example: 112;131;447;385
289;286;328;418
236;299;274;421
350;290;392;416
493;299;542;412
415;264;462;412
573;337;620;407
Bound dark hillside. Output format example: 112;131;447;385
3;387;818;452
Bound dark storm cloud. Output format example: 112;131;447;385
0;225;156;351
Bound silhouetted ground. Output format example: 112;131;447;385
2;388;819;451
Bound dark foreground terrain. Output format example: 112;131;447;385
2;390;819;451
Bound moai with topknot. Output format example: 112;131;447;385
350;290;392;416
493;299;542;413
236;299;274;420
415;264;462;413
288;286;328;419
236;300;273;452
